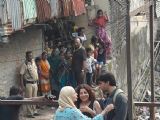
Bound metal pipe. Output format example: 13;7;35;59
0;100;58;107
126;0;133;119
149;0;155;119
134;102;160;107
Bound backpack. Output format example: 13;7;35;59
113;89;129;120
113;89;124;104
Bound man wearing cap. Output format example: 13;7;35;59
97;72;128;120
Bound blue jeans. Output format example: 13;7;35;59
86;72;93;85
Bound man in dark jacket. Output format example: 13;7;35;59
72;37;87;86
97;72;128;120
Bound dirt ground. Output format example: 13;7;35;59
19;106;57;120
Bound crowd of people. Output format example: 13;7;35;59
18;48;128;120
0;9;129;120
18;9;128;120
54;73;128;120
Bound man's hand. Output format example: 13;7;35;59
105;104;114;113
45;94;56;101
80;70;85;78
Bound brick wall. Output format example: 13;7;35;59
0;28;43;96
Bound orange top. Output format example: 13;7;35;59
39;60;50;80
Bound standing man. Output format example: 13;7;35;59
20;51;39;118
72;37;87;86
97;72;128;120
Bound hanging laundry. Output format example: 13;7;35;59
64;0;72;17
71;0;86;16
50;0;59;18
36;0;51;23
22;0;37;24
6;0;23;30
0;0;8;25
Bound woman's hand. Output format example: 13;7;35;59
80;106;92;113
80;106;96;117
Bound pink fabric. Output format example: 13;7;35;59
97;27;112;57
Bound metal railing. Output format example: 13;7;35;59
0;99;58;106
128;0;158;119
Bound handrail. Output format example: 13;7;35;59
134;102;160;107
0;100;58;107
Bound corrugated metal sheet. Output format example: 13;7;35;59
0;1;13;36
36;0;51;23
22;0;37;24
6;0;22;30
0;23;13;36
50;0;59;18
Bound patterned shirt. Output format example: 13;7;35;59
54;108;103;120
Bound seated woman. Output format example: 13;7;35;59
54;86;114;120
75;84;102;118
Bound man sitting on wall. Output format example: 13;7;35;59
0;86;52;120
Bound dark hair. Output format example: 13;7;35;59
78;27;85;32
26;51;32;57
42;51;47;56
97;9;103;15
9;86;21;96
35;57;41;63
97;72;116;86
91;35;98;44
59;51;65;56
76;84;96;105
86;47;92;53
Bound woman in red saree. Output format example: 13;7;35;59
90;9;112;60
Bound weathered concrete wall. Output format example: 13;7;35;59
0;28;43;96
109;0;156;96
